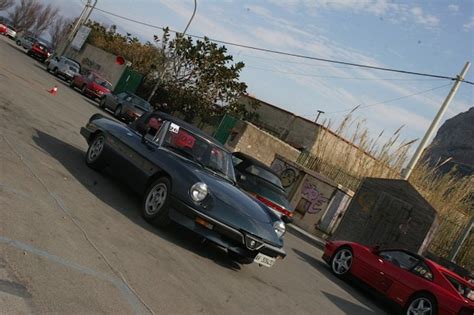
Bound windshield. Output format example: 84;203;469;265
162;124;235;182
243;177;291;209
94;77;112;89
245;165;283;187
65;59;80;71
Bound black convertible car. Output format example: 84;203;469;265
80;112;286;267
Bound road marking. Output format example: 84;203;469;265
0;235;147;315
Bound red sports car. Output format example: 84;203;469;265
323;240;474;315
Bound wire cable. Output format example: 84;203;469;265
92;7;474;85
324;83;451;114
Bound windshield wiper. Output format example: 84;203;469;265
203;165;235;184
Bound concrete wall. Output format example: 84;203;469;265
66;44;127;87
225;121;300;166
239;95;397;177
271;155;354;237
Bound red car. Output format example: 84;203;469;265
70;71;112;100
0;23;7;35
323;241;474;315
27;41;52;63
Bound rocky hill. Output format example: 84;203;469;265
423;107;474;176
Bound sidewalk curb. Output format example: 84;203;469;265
287;224;326;250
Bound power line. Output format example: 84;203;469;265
93;7;474;85
324;83;452;115
246;64;445;81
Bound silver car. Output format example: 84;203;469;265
99;91;151;123
16;35;35;50
47;56;81;81
5;24;16;39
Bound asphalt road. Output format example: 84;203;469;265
0;36;395;314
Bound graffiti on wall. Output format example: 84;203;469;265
271;159;300;192
297;179;330;214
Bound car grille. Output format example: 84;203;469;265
245;235;264;251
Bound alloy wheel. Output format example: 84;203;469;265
87;136;104;162
332;248;353;275
145;183;167;215
407;297;433;315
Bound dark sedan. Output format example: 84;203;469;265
99;91;150;123
232;152;294;221
80;112;287;267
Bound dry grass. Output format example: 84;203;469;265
297;111;473;267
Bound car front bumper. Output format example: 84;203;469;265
169;196;286;259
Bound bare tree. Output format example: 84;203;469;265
0;0;14;11
32;3;59;36
49;17;72;49
8;0;42;32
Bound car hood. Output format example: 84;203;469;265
180;161;283;245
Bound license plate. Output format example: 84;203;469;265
254;253;276;267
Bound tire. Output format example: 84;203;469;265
16;40;21;46
330;247;353;277
53;67;58;76
99;97;106;109
85;134;107;171
81;85;87;95
114;105;122;118
228;251;254;265
405;293;438;315
142;177;172;227
69;80;75;88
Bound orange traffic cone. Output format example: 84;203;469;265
48;85;58;96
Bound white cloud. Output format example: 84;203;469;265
269;0;440;29
463;17;474;31
409;7;439;28
448;4;459;12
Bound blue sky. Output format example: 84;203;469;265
29;0;474;144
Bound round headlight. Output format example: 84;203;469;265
273;220;286;238
190;182;208;202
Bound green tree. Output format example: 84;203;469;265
149;28;248;121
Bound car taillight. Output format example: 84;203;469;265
256;195;293;217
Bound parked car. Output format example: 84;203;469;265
0;23;7;35
232;152;294;221
80;111;287;266
46;56;81;82
27;40;52;63
323;240;474;315
4;24;16;39
70;71;112;100
99;91;151;123
16;35;36;50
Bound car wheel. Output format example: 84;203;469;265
405;294;438;315
114;105;122;118
99;97;106;109
85;134;107;171
16;40;21;46
53;67;58;76
69;80;75;88
142;177;172;227
331;247;353;276
81;85;87;95
228;251;254;265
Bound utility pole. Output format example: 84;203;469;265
402;61;471;180
448;217;473;261
56;0;97;57
314;110;325;124
147;0;198;103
